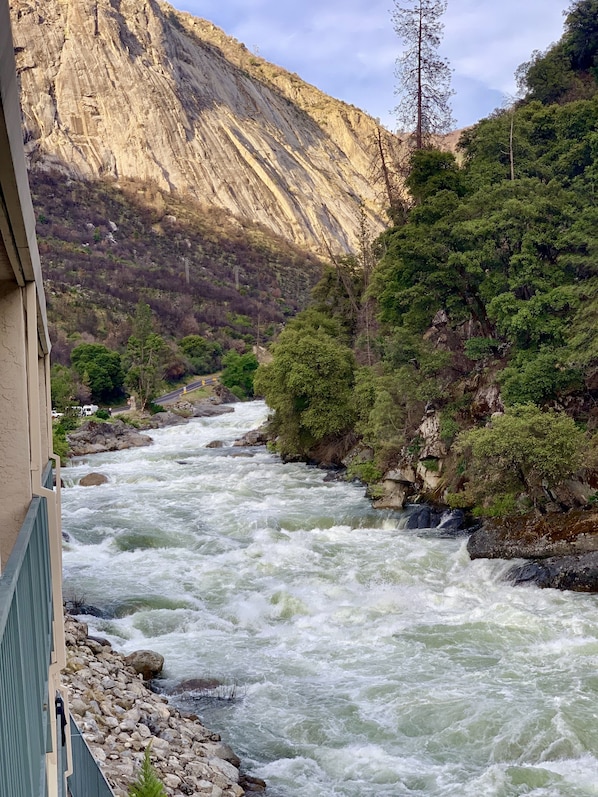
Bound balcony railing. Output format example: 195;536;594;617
0;464;114;797
0;487;54;797
68;717;115;797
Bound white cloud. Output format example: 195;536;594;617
171;0;571;129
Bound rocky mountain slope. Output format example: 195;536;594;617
11;0;404;254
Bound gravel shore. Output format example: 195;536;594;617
63;615;262;796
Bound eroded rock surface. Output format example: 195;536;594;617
11;0;400;254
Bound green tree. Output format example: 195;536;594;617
392;0;454;149
405;148;465;204
456;404;584;514
220;351;259;398
128;745;166;797
71;343;124;403
50;364;76;411
124;303;167;411
254;314;356;456
179;335;222;374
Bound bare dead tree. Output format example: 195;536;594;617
392;0;454;150
368;127;411;224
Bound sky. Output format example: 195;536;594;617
171;0;570;131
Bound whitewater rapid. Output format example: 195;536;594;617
61;401;598;797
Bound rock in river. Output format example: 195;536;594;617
68;420;152;456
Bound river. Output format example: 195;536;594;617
61;401;598;797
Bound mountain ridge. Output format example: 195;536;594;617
11;0;406;254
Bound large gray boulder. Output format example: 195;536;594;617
140;411;189;429
467;510;598;560
192;400;235;417
124;649;164;680
68;420;152;456
79;472;108;487
508;551;598;592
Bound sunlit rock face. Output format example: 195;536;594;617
11;0;405;254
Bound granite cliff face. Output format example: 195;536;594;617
11;0;404;253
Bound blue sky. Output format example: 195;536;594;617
170;0;569;130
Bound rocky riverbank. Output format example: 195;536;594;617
67;395;237;457
63;615;262;796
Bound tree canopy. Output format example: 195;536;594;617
70;343;124;403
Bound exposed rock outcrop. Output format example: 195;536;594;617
68;420;152;456
11;0;402;254
467;510;598;560
508;551;598;592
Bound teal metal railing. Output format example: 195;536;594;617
68;717;115;797
0;486;53;797
0;464;115;797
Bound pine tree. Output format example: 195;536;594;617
392;0;454;149
128;745;167;797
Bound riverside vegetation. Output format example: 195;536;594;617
255;0;598;523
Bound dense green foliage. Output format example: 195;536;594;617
259;2;598;513
254;312;356;455
179;335;222;375
70;343;125;403
220;351;259;399
517;0;598;105
454;405;584;515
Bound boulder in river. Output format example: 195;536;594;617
193;400;235;417
233;426;269;446
124;649;165;680
140;410;189;429
79;472;108;487
508;551;598;592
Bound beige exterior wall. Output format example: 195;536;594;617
0;282;32;565
0;0;70;792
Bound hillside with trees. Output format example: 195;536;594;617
256;0;598;520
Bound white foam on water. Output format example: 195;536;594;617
61;401;598;797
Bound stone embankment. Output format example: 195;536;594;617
63;615;260;797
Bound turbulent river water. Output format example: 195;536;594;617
61;401;598;797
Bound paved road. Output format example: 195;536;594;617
156;375;219;405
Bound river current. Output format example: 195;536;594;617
61;401;598;797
